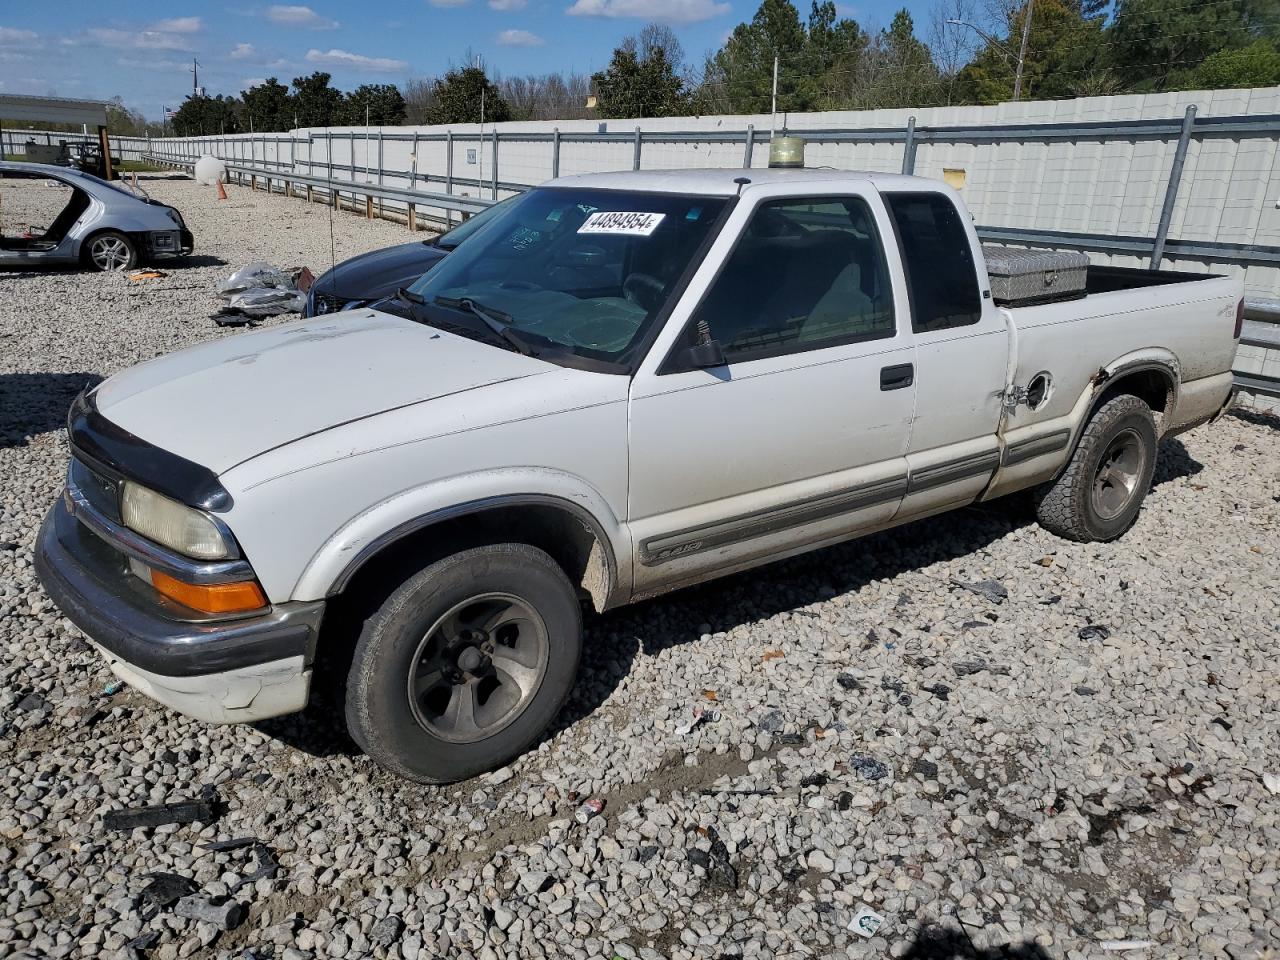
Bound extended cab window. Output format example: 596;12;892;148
884;192;982;332
682;197;895;365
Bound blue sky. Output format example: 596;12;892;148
0;0;941;121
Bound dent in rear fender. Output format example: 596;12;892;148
289;468;633;603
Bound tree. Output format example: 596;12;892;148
953;0;1107;103
424;66;511;125
1191;39;1280;89
291;71;343;127
242;78;293;132
592;29;690;119
105;97;149;136
341;84;407;125
708;0;814;113
1107;0;1261;91
846;9;941;109
171;94;241;136
807;0;866;107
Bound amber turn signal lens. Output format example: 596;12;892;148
150;570;267;615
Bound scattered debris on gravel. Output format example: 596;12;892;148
2;174;1279;959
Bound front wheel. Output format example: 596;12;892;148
345;543;582;783
1034;393;1158;542
83;231;138;271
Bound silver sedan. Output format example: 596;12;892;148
0;160;193;271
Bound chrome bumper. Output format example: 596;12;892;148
35;497;323;722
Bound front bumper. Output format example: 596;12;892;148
35;497;322;723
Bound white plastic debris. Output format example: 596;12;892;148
227;287;306;316
218;262;293;296
1262;772;1280;795
847;905;885;938
194;155;227;186
1099;940;1154;952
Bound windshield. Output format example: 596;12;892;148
407;187;729;368
434;195;514;250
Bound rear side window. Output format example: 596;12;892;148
885;192;982;333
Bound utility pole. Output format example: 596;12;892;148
770;55;779;140
191;58;200;97
1013;0;1034;102
478;84;486;187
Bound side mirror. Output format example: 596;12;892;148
680;339;726;369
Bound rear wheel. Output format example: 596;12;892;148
344;543;582;783
84;231;137;271
1034;394;1158;542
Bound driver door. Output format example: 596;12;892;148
626;184;917;597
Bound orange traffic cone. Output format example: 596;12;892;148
216;180;228;201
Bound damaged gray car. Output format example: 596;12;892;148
0;161;193;271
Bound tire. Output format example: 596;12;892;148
1035;394;1158;542
83;230;138;271
345;543;582;783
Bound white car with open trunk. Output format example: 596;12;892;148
37;163;1242;783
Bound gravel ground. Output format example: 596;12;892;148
2;173;1279;960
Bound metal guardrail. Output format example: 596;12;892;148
143;153;494;226
1238;305;1280;399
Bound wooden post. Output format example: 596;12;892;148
97;125;114;181
408;204;417;232
365;194;374;219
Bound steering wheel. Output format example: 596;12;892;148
623;273;665;313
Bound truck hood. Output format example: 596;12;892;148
92;309;551;474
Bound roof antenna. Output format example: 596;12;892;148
326;124;338;305
734;176;751;196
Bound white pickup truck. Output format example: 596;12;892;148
36;167;1242;783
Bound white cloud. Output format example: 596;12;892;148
0;27;38;45
230;42;256;59
489;0;528;9
241;77;268;90
149;16;202;33
86;28;194;51
266;5;339;28
118;57;187;71
305;48;408;71
566;0;728;21
496;28;544;45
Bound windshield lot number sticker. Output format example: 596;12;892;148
579;211;666;236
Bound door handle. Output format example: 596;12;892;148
880;363;914;391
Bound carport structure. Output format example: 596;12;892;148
0;94;112;179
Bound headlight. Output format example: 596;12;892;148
120;482;231;560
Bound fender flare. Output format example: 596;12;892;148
1084;351;1180;430
291;468;631;605
1057;349;1180;475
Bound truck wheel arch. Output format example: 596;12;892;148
1086;355;1179;433
322;493;624;615
1050;354;1178;486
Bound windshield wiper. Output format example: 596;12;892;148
435;296;540;358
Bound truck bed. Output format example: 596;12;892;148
1085;263;1222;295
